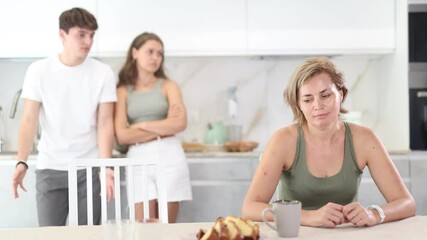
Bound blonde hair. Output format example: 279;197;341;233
284;57;348;123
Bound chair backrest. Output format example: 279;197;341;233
68;158;168;226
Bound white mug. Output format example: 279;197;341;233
262;200;301;238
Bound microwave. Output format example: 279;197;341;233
409;4;427;62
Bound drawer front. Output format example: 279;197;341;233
188;158;257;181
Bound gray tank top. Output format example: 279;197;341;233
127;79;168;124
279;122;363;210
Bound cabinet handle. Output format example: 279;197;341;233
417;91;427;98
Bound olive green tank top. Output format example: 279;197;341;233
127;79;168;124
279;122;363;210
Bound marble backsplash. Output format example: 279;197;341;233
0;55;389;152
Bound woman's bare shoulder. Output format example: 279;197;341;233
163;78;177;85
346;122;384;155
275;123;298;138
117;85;129;96
162;78;181;91
268;123;299;150
264;123;299;169
346;122;376;139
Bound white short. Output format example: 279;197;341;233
126;136;192;203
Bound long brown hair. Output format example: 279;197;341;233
117;32;168;87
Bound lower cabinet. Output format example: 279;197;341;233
0;160;129;228
0;153;424;228
409;154;427;216
0;160;38;228
177;157;259;222
178;181;251;222
358;155;411;207
178;154;417;223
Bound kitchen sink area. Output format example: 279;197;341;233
0;152;37;160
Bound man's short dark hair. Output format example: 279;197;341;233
59;7;98;33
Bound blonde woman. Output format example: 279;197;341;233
242;57;415;228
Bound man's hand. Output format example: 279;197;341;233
105;168;115;202
12;165;28;198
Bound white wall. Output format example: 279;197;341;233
0;53;408;153
0;1;410;153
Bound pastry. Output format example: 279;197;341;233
197;216;259;240
197;227;219;240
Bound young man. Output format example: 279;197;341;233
11;7;116;226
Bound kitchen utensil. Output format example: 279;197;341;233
227;124;242;142
204;122;228;145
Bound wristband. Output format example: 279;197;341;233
16;160;28;170
367;205;385;224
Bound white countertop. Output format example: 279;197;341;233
0;216;426;240
185;151;261;158
2;150;427;161
0;151;262;161
0;153;37;161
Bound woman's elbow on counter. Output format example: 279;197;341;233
241;205;250;220
241;201;255;220
409;197;417;217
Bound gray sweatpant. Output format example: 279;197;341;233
35;168;101;226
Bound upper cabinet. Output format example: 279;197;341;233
96;0;247;57
247;0;396;55
0;1;96;58
0;0;396;58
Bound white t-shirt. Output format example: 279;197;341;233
21;56;117;170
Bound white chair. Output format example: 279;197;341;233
68;157;168;226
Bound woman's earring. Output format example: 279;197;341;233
132;58;136;64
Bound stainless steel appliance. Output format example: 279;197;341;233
409;5;427;62
409;4;427;149
409;84;427;150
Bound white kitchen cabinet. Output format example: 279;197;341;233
96;0;247;57
1;0;397;58
358;155;410;207
177;157;259;222
0;1;96;58
409;153;427;216
177;154;415;223
0;160;38;228
247;0;396;55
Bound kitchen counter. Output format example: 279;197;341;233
34;150;263;160
2;216;427;240
1;150;427;227
112;149;262;158
184;151;261;158
0;152;37;161
3;150;427;161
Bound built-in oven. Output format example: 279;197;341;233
409;4;427;149
409;86;427;150
409;6;427;62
